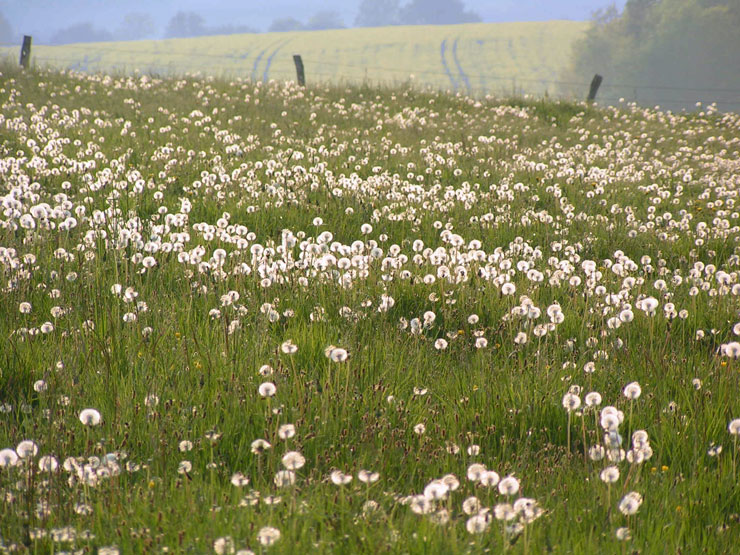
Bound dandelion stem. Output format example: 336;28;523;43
567;411;572;453
341;361;351;418
581;414;588;463
523;522;529;555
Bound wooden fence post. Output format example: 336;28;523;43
293;55;305;87
19;35;32;69
587;74;603;102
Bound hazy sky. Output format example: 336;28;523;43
1;1;627;43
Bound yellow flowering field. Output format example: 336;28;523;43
0;21;587;96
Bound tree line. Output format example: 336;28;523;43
562;0;740;109
0;0;481;45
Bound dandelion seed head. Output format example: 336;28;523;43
498;475;520;496
79;408;101;426
258;382;277;398
256;526;281;546
623;381;642;400
281;451;305;470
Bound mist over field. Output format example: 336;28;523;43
0;0;625;43
2;1;737;112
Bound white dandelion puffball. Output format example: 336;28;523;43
618;492;643;515
230;472;250;487
258;382;277;398
79;408;102;426
498;476;520;496
16;440;39;459
623;382;642;400
467;463;487;482
281;451;306;470
213;536;235;555
442;474;460;491
728;419;740;435
562;392;581;412
423;480;449;500
479;470;500;487
177;460;192;474
328;347;349;362
0;448;19;467
38;455;58;472
330;470;352;485
600;466;620;483
273;470;296;488
589;445;606;461
462;496;482;515
280;340;298;354
721;342;740;359
584;391;602;407
494;503;517;521
466;514;490;534
358;469;380;483
250;439;272;454
256;526;281;546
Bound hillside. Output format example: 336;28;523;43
0;21;589;96
1;63;739;553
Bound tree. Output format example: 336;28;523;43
0;10;13;44
210;24;257;35
305;11;345;31
622;0;659;39
398;0;481;25
50;23;113;45
115;12;156;41
561;0;740;111
355;0;401;27
268;17;304;32
164;11;207;39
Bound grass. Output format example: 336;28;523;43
0;62;739;553
0;21;589;97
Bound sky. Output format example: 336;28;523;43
1;1;628;43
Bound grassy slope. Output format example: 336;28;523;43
0;63;738;553
0;21;588;96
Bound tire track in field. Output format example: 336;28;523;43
439;38;458;91
251;47;268;81
451;37;471;94
251;39;282;82
262;40;289;82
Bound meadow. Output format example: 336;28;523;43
0;62;739;553
0;21;588;98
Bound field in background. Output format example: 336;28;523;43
0;21;589;97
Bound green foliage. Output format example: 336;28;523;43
164;11;208;39
562;0;740;110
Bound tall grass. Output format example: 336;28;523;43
0;62;739;553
